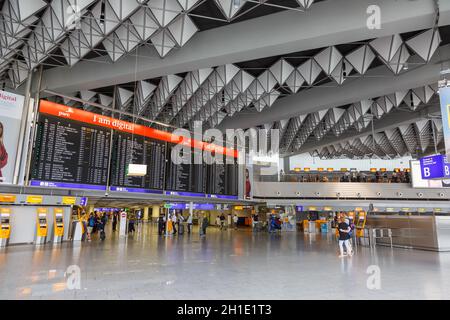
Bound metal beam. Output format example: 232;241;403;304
218;44;450;130
289;103;441;156
39;0;438;93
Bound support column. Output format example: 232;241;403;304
152;205;160;223
13;70;33;184
283;156;290;172
143;207;149;222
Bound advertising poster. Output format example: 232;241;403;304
0;90;24;184
245;154;254;200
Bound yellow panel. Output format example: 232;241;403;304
27;195;43;204
0;208;11;214
0;194;16;203
62;197;76;205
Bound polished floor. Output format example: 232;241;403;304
0;223;449;300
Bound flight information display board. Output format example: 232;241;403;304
30;100;239;197
30;114;110;189
206;154;238;196
110;132;166;191
165;144;207;194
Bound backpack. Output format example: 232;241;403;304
348;223;355;236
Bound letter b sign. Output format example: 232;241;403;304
423;167;430;178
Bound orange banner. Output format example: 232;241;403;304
39;100;238;158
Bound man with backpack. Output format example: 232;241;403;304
200;215;209;237
338;218;353;257
87;213;95;241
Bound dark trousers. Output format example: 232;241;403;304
173;222;177;234
187;223;192;234
158;223;165;235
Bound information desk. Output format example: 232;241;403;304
366;214;450;251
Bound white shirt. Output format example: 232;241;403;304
187;215;193;224
233;216;238;223
172;215;177;223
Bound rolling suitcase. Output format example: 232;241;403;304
179;223;184;235
100;230;106;240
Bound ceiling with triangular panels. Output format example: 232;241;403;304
2;0;449;161
43;25;446;160
0;0;325;88
313;118;444;160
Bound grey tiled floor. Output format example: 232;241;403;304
0;223;449;300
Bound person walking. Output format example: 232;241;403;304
171;213;177;235
112;211;118;232
97;213;106;241
87;213;95;241
215;215;221;228
158;215;166;235
187;214;193;234
233;214;238;230
128;213;136;234
201;215;209;237
338;218;353;257
219;213;226;230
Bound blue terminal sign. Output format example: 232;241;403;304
167;203;215;210
420;154;450;179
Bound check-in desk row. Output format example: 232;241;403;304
0;206;70;246
366;214;450;251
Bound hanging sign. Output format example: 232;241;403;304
420;154;450;179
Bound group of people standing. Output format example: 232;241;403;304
158;212;241;237
86;211;108;241
158;212;196;236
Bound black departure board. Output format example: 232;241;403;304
31;114;110;186
165;144;195;193
110;132;166;190
225;156;239;196
31;112;238;196
206;152;238;196
207;156;226;195
192;148;207;194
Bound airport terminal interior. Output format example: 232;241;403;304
1;0;450;300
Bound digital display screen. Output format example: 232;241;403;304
31;114;111;187
30;102;238;197
1;218;9;224
55;216;63;223
165;144;195;193
110;132;166;191
39;218;46;224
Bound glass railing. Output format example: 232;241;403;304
257;172;411;183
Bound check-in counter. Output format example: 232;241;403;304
366;214;450;251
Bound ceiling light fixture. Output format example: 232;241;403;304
233;0;241;9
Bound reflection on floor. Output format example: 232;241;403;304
0;223;449;300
